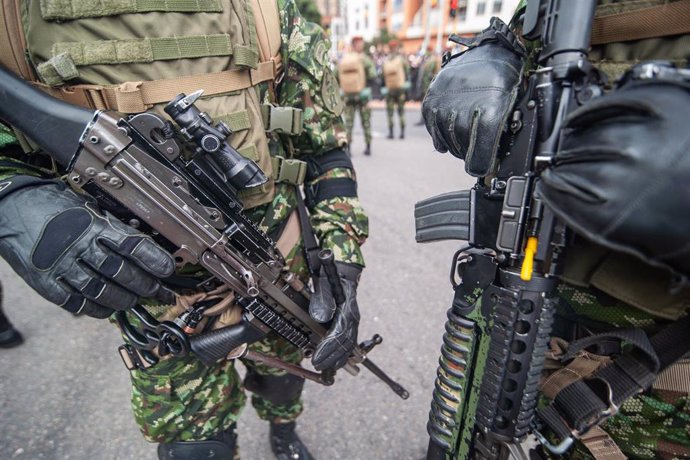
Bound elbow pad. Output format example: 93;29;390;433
304;148;357;209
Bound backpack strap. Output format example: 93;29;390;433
251;0;283;80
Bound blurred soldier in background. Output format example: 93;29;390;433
382;40;410;139
338;36;377;156
415;48;442;126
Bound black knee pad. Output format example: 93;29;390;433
158;424;236;460
244;370;305;406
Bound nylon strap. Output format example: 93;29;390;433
538;314;690;447
579;426;628;460
0;0;35;81
295;185;321;278
53;34;234;66
40;0;223;21
591;1;690;45
34;61;278;113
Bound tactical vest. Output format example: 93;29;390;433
0;0;302;209
383;55;406;90
338;52;366;94
563;0;690;320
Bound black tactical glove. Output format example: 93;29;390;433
422;17;525;177
536;68;690;280
0;179;176;318
310;262;361;371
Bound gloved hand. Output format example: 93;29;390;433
0;179;176;318
359;87;372;101
422;17;525;177
310;262;361;371
536;70;690;279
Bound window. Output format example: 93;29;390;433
492;0;502;13
476;1;486;15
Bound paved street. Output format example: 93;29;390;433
1;107;475;460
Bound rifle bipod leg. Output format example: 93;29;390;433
227;344;335;386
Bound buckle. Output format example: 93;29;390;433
118;343;152;371
262;105;304;135
271;156;307;185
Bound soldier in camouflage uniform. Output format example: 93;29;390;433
382;40;410;140
415;50;442;126
338;37;377;156
0;1;368;459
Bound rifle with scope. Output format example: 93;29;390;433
0;64;409;400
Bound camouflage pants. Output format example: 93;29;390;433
385;90;406;131
129;334;304;443
550;285;690;460
343;96;372;144
127;184;309;444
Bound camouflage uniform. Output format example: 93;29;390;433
383;53;410;135
340;54;376;146
420;55;442;100
0;0;368;448
510;1;690;458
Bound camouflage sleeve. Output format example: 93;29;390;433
277;0;347;155
0;124;52;180
277;0;369;266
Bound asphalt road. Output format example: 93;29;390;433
0;108;475;460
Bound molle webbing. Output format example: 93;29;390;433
591;1;690;45
33;60;279;113
52;34;235;66
39;0;223;21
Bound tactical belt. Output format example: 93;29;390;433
535;313;690;454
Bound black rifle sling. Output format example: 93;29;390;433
538;313;690;441
295;184;321;278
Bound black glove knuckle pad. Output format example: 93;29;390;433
537;74;690;279
422;17;525;177
0;183;173;318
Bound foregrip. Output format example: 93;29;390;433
475;269;557;448
318;249;346;305
189;317;267;366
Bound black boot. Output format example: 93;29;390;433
0;295;23;348
387;127;394;139
363;143;371;156
0;324;23;348
270;421;314;460
158;424;237;460
399;127;405;139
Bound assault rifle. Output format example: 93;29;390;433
415;0;603;458
0;65;409;400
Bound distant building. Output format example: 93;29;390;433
315;0;520;53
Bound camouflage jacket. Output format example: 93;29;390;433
0;0;368;268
